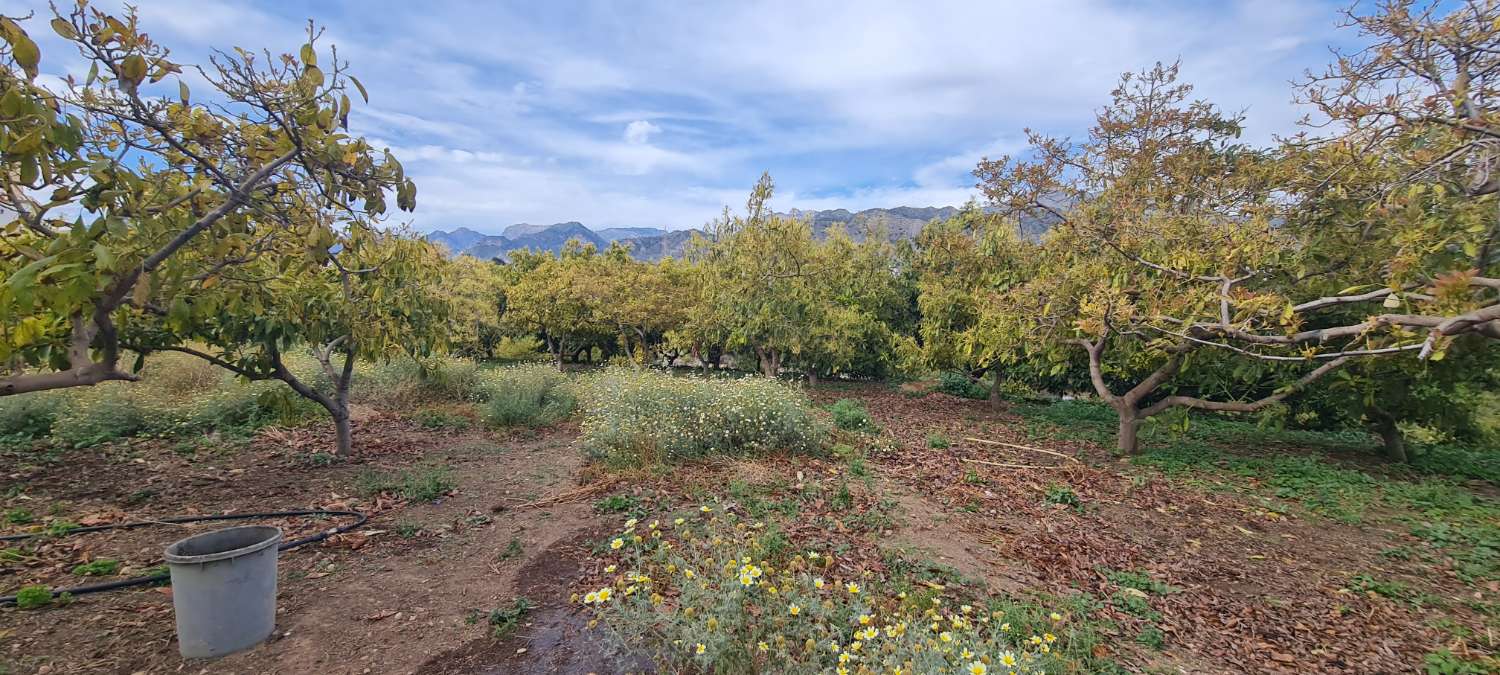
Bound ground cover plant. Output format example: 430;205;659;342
580;369;824;466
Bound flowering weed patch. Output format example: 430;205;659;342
577;506;1107;674
581;370;824;466
479;363;577;427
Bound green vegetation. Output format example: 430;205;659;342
581;509;1110;674
580;370;823;466
354;465;456;502
935;372;989;400
481;364;577;427
475;597;532;639
70;559;120;577
828;399;877;433
12;585;51;610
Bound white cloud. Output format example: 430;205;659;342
624;120;662;145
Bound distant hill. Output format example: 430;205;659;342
423;205;1052;261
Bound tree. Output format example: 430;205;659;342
691;174;907;380
975;47;1500;456
442;255;508;359
1;3;416;399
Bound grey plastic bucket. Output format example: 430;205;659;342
163;525;282;659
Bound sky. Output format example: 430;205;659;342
6;0;1361;232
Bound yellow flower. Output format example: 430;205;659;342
695;643;706;655
1000;622;1011;632
968;662;988;675
858;614;872;625
757;641;769;652
838;652;852;664
649;520;659;529
624;518;639;529
1028;635;1043;646
1049;612;1063;622
814;577;826;589
788;604;801;616
828;641;840;652
610;538;624;550
700;505;712;512
961;648;974;659
684;569;695;579
583;591;598;604
845;581;860;594
1000;651;1017;667
674;517;685;525
836;668;849;675
1044;632;1057;643
940;631;954;643
596;587;612;602
739;574;754;586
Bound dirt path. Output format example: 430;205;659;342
1;417;612;675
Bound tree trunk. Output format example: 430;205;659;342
1116;409;1143;455
1376;415;1408;463
807;369;819;386
989;370;1003;410
331;408;353;455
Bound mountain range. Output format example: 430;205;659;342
425;206;1008;261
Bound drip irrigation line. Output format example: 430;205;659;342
0;509;366;606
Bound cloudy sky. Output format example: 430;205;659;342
7;0;1359;232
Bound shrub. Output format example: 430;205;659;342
478;364;576;427
581;370;823;466
580;509;1089;674
0;391;64;441
829;399;877;433
927;433;951;449
936;372;989;400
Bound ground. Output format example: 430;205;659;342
2;384;1496;674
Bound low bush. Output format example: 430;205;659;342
581;370;823;466
0;391;64;441
480;364;577;427
829;399;877;433
936;372;989;400
580;509;1095;674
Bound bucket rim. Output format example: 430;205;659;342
164;525;283;565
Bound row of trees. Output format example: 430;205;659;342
5;1;1499;460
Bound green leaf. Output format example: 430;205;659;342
178;80;190;104
10;32;40;78
50;17;76;39
349;75;369;103
300;43;317;67
120;54;148;84
302;64;325;88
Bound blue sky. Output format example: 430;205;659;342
7;0;1357;232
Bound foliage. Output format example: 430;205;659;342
580;508;1100;674
70;558;120;576
1;2;418;402
480;597;532;639
935;372;989;400
580;370;823;466
828;399;877;434
480;363;576;427
12;585;51;610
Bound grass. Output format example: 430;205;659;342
479;364;577;427
580;369;824;467
353;465;456;502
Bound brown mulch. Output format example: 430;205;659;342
817;383;1495;674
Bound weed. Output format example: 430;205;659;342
581;369;824;466
416;408;471;431
3;508;33;525
1347;573;1413;601
13;584;51;610
44;520;79;537
935;372;989;400
354;465;455;502
1112;590;1161;621
500;537;524;560
483;597;532;639
1135;626;1165;649
847;456;871;479
927;432;951;449
1044;484;1082;512
302;452;339;467
594;494;642;514
481;364;576;427
70;558;120;576
1106;569;1177;596
395;520;423;538
829;398;877;433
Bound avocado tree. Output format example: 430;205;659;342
1;3;416;401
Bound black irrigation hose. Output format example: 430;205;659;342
0;509;366;606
